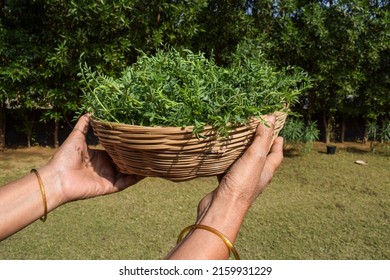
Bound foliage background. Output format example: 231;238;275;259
0;0;389;148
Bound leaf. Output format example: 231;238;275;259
79;46;308;134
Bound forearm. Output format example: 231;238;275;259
167;193;250;260
0;165;63;240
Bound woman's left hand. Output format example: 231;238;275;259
47;114;144;204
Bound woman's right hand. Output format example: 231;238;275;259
167;115;284;259
197;114;284;221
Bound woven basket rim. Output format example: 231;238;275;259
90;113;284;132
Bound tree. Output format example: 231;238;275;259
1;0;388;147
356;1;390;144
0;0;208;147
191;0;254;65
0;0;48;147
252;0;390;143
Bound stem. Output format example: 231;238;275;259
93;88;120;123
80;64;120;123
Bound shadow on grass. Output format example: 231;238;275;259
284;142;390;157
283;149;305;158
343;146;390;156
344;146;370;154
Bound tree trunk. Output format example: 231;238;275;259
380;115;384;144
21;110;34;148
0;102;6;150
27;131;31;148
341;114;346;143
363;119;369;145
323;111;330;144
54;120;59;148
322;112;330;144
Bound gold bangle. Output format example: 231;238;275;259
31;169;48;222
177;224;240;260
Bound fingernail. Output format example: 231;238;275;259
267;114;276;125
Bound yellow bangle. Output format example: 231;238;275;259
177;224;240;260
31;169;48;222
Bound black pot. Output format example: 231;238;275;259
326;145;336;154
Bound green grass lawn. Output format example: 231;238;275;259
0;143;389;260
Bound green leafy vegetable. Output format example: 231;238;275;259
79;45;310;135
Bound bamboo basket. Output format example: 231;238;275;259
91;111;287;182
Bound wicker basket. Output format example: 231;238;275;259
91;111;287;182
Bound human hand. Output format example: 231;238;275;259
197;115;284;219
46;114;144;205
167;115;284;259
0;114;144;240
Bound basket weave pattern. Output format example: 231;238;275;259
91;112;287;182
